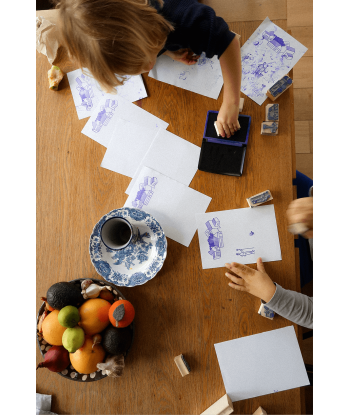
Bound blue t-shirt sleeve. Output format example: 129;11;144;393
159;1;235;58
179;3;235;58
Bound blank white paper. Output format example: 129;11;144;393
81;94;168;147
125;129;200;194
124;166;211;247
214;326;310;402
195;205;281;269
67;69;148;120
101;119;159;178
149;53;223;99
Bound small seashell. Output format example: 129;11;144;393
61;369;68;375
90;372;96;378
70;372;77;378
113;290;118;295
82;375;87;381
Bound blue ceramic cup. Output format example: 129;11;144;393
100;217;133;251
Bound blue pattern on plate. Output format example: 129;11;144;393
89;208;167;287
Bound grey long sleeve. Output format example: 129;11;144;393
265;283;313;329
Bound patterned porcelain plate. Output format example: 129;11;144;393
36;278;134;382
89;208;167;287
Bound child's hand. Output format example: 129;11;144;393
286;197;313;238
216;101;240;138
224;258;276;303
164;49;200;65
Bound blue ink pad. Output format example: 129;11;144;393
198;111;251;177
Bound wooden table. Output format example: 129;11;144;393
37;20;304;415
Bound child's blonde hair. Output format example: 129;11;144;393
56;0;173;92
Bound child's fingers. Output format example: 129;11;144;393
215;121;226;138
225;272;244;285
256;257;266;273
228;282;247;292
228;262;255;278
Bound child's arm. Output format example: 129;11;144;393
225;258;313;329
216;35;242;138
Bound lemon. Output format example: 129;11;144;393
58;305;80;328
62;327;85;353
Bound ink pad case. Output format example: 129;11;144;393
198;111;251;177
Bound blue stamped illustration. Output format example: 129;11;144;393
236;248;255;257
249;231;254;236
205;217;224;260
269;76;292;97
92;99;118;133
75;74;94;111
132;176;158;209
260;305;275;319
267;104;279;120
263;122;278;133
179;71;190;80
240;19;304;104
250;191;271;205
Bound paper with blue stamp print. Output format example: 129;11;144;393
214;326;310;402
125;129;201;194
240;17;307;105
149;53;223;99
101;119;159;178
196;205;281;269
124;166;211;247
67;68;148;120
81;94;168;147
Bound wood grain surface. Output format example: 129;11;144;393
36;20;302;415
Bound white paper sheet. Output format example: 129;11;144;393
125;129;200;194
67;69;148;120
124;166;211;247
195;205;281;269
214;326;310;402
101;119;159;178
81;94;168;147
240;17;307;105
149;53;223;99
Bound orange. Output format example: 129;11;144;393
42;310;67;346
109;299;135;328
78;298;111;335
69;336;105;374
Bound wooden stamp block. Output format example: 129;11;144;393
266;75;293;101
265;104;279;121
174;354;191;377
246;190;273;208
253;406;267;415
200;394;234;415
258;301;275;320
239;97;244;112
261;122;278;135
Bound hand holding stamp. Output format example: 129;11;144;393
286;197;313;238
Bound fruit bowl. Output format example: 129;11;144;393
36;278;135;382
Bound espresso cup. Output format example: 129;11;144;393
100;217;133;251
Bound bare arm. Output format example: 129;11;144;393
217;35;242;138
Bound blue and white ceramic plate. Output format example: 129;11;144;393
89;208;167;287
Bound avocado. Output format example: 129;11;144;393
102;326;133;355
46;282;84;310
